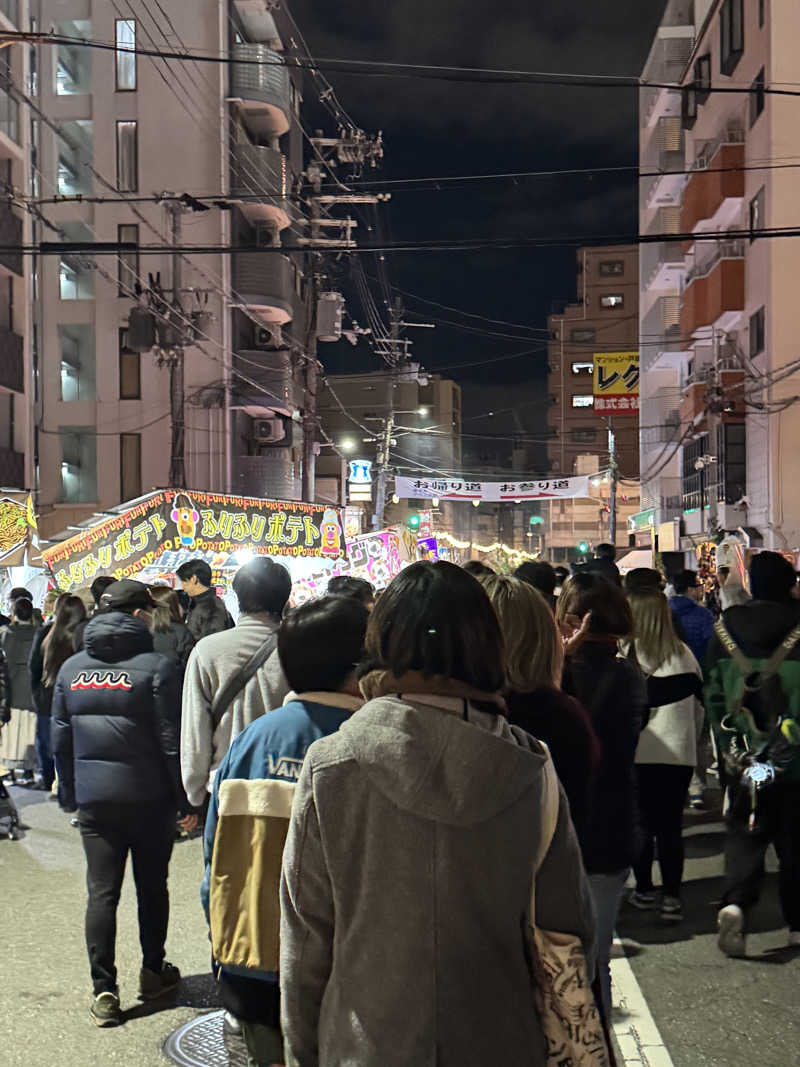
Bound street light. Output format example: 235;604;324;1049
340;438;357;453
417;406;430;416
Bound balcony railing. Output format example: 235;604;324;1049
233;252;295;324
231;44;291;133
0;88;18;145
0;322;22;391
232;349;299;413
691;124;745;170
685;239;745;287
231;144;287;199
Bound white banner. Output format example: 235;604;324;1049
394;475;591;502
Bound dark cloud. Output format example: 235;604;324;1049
288;0;665;383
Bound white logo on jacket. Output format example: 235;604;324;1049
266;754;304;780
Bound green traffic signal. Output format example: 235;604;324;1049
407;512;421;530
577;541;589;554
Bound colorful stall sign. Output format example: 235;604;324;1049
417;536;440;561
0;494;39;566
41;490;345;593
296;525;415;599
593;351;639;416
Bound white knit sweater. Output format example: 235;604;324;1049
634;643;704;767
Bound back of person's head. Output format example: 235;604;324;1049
480;573;562;691
176;558;212;588
672;570;699;596
623;567;665;594
12;597;33;623
43;594;87;684
98;579;153;615
554;565;569;585
627;588;683;668
326;575;375;608
279;595;368;694
232;557;291;618
514;560;557;601
595;543;616;561
148;586;184;633
462;559;494;579
90;575;115;607
365;561;504;694
74;587;95;616
556;571;632;638
9;586;31;602
749;551;797;604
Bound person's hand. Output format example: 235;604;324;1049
178;813;199;833
561;611;593;657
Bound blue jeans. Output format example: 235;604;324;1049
588;869;629;1019
35;713;55;789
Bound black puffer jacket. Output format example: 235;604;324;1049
185;588;233;641
152;621;195;677
51;612;188;812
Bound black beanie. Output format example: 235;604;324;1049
748;551;797;603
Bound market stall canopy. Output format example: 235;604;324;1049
40;490;345;593
616;548;654;573
0;492;42;568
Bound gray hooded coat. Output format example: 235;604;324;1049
280;693;596;1067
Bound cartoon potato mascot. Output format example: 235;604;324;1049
170;492;200;547
320;508;343;557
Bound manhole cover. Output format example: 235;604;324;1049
163;1010;249;1066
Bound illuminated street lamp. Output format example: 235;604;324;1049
340;438;357;453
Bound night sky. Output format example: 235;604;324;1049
290;0;666;387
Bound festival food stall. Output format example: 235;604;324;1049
40;490;347;607
0;492;47;607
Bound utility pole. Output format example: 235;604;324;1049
165;202;186;488
373;296;403;530
302;198;321;503
607;419;618;547
706;336;721;534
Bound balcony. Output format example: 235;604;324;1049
0;203;21;276
233;252;294;324
231;349;299;415
230;143;292;229
0;323;22;392
230;44;291;137
0;87;20;159
680;369;746;429
681;142;744;233
0;0;17;27
680;242;744;337
234;453;300;502
0;444;24;487
641;296;685;373
642;239;685;291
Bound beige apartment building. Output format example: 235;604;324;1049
639;0;800;555
544;245;641;561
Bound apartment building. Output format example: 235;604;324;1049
544;244;640;560
639;0;800;554
30;1;310;539
0;0;30;493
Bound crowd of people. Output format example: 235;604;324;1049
1;542;799;1065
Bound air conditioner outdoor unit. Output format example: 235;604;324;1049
255;325;283;349
253;417;286;444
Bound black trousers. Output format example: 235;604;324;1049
633;763;693;898
79;803;176;994
722;780;800;931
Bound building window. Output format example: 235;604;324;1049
750;68;765;126
749;186;765;241
116;120;138;192
117;224;139;296
570;327;596;343
59;427;97;503
55;21;91;95
571;427;597;442
571;362;593;375
120;433;142;500
598;260;624;277
749;307;765;357
599;294;624;309
115;19;136;91
571;395;594;408
759;0;765;27
720;0;744;77
58;325;95;401
682;84;697;127
119;327;140;399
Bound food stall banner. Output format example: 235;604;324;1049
394;475;591;502
295;525;415;599
41;490;345;593
0;493;40;567
593;351;639;416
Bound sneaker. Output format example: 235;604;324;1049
689;794;705;810
788;931;800;947
90;991;121;1028
223;1011;243;1037
661;895;683;922
628;890;657;910
717;904;746;958
138;961;181;1001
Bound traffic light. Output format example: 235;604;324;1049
577;540;589;555
407;512;421;531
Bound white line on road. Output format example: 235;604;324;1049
610;937;675;1067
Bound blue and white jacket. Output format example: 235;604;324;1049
202;691;361;979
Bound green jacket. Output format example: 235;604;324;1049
704;600;800;782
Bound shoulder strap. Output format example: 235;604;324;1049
713;619;752;676
763;623;800;677
715;618;800;682
534;746;560;874
210;636;275;729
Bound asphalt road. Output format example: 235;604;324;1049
2;786;798;1067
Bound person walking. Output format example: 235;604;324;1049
280;562;596;1067
0;598;40;785
204;595;368;1067
556;571;646;1018
705;551;800;957
181;558;291;810
626;590;703;923
326;574;375;610
148;587;195;679
579;542;621;585
71;576;116;653
176;560;233;641
51;579;194;1027
668;571;715;667
29;595;87;806
480;572;600;838
514;560;558;612
8;587;44;626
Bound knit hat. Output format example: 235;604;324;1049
748;551;797;604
